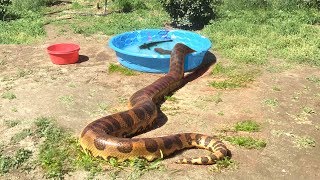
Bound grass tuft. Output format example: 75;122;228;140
1;91;16;100
294;136;316;149
234;120;260;132
225;136;266;149
11;129;33;144
209;157;237;172
108;63;137;76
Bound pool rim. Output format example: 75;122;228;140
108;28;212;59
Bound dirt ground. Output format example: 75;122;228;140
1;23;320;180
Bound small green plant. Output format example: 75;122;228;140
4;119;20;127
293;136;316;149
211;92;223;104
264;98;279;108
272;86;281;91
234;120;260;132
303;106;316;114
209;157;237;172
0;148;32;174
217;111;224;116
17;69;32;78
210;69;259;89
59;95;74;106
108;63;136;76
225;136;266;149
164;95;178;102
1;91;16;100
11;129;32;143
306;75;320;84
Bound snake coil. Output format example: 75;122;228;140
80;43;228;164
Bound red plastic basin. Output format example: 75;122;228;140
47;43;80;65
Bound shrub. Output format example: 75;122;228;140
112;0;147;13
0;0;12;20
160;0;221;29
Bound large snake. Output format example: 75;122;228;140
80;43;228;165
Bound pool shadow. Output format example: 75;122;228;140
141;51;217;133
77;55;89;64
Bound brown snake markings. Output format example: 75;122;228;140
80;43;229;164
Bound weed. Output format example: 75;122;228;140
306;75;320;84
209;157;237;173
164;95;178;102
59;95;74;106
210;68;259;89
11;107;18;112
272;86;281;91
234;120;260;132
11;129;33;144
17;69;33;78
4;119;20;128
98;102;109;111
217;111;224;116
225;136;266;149
263;98;279;108
1;91;16;100
211;92;223;104
0;148;32;174
108;63;136;76
293;136;316;149
303;106;316;114
0;60;5;65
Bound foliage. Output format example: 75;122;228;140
225;136;267;149
0;148;32;174
111;0;147;13
108;63;137;76
220;0;320;11
234;120;261;132
0;0;12;20
160;0;221;28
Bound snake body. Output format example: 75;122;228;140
80;43;228;164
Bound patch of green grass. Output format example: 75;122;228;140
0;60;6;66
209;157;237;173
306;75;320;84
59;1;169;36
225;136;266;149
303;106;316;115
0;148;32;174
272;86;281;91
17;69;33;78
4;120;20;128
264;98;279;108
203;9;320;67
293;136;316;149
210;63;260;89
1;91;16;100
217;111;224;116
98;102;109;111
11;129;33;144
0;13;46;44
35;117;76;179
164;95;178;102
59;95;74;106
234;120;260;132
108;63;137;76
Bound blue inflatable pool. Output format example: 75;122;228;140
109;29;211;73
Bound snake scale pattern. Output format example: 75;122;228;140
80;43;228;165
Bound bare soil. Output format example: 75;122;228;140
0;23;319;180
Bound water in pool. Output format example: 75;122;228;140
122;39;178;56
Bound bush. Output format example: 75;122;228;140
160;0;221;29
0;0;12;20
112;0;147;13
